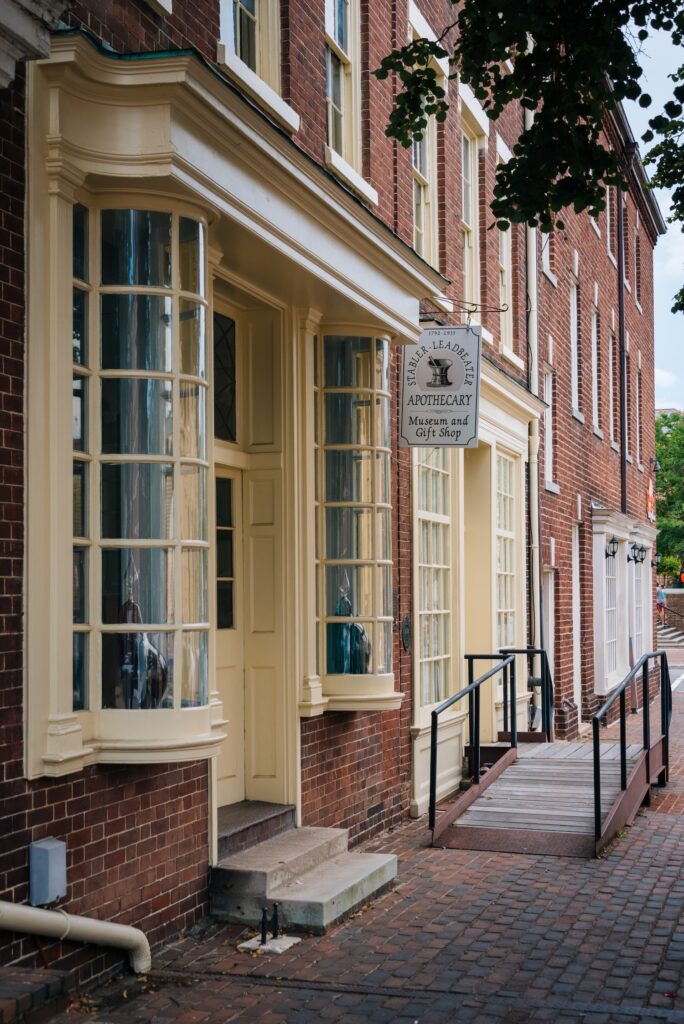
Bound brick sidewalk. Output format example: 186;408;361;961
49;690;684;1024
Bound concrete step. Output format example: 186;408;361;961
216;801;295;859
270;851;397;934
210;826;396;933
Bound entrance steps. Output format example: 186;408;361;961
210;810;396;934
657;621;684;648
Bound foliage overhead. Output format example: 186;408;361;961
374;0;684;309
655;412;684;559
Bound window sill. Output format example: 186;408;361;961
324;146;378;207
626;453;633;464
217;45;300;134
590;218;601;238
637;461;644;474
542;267;558;288
610;440;620;452
608;250;618;268
593;426;604;440
501;345;524;371
635;298;643;314
323;673;401;712
572;408;585;424
544;480;561;494
480;325;494;346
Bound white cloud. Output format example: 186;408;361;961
655;367;678;392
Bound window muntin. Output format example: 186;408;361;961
73;206;209;713
416;448;451;706
496;453;516;649
461;132;479;309
633;558;643;660
635;231;642;305
315;334;392;678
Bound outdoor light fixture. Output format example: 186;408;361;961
652;552;662;569
627;542;646;564
649;458;661;472
605;536;618;559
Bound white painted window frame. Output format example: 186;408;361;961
570;275;580;414
459;83;488;319
591;299;600;432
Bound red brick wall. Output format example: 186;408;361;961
0;62;208;983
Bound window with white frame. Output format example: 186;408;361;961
626;353;632;456
635;363;642;465
635;230;642;306
461;130;479;310
633;557;643;660
622;198;630;285
416;449;451;705
72;205;209;714
314;333;393;683
544;370;555;484
498;223;513;350
608;329;616;444
412;120;438;264
606;186;616;260
325;0;357;166
496;453;517;649
541;231;555;280
591;305;600;431
605;548;617;678
218;0;297;132
570;277;580;412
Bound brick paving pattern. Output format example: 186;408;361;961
48;687;684;1024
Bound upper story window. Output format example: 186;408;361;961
72;206;209;714
606;186;617;262
544;370;555;486
635;229;642;307
412;125;438;264
608;329;617;445
591;302;601;432
314;333;393;690
635;362;642;465
461;131;479;310
570;276;580;414
218;0;300;134
498;223;513;350
325;0;355;164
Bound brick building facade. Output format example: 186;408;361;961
0;0;663;983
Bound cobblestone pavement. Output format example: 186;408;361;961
51;688;684;1024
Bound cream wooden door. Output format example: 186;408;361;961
215;469;245;806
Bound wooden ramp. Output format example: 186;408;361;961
436;741;643;858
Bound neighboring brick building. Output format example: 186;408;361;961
0;0;663;983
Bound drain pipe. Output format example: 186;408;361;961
525;107;542;661
0;901;151;974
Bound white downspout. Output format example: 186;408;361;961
0;901;151;974
525;109;542;659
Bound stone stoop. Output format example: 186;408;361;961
0;967;74;1024
657;622;684;648
210;826;397;935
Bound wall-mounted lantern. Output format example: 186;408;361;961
605;536;618;559
627;542;646;564
652;552;661;570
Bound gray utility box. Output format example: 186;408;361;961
29;838;67;906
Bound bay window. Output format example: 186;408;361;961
314;332;398;709
416;448;452;706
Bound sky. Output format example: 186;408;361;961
623;31;683;412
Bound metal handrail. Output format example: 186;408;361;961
428;654;515;831
662;604;684;627
592;650;672;839
499;647;555;742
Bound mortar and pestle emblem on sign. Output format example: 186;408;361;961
426;355;453;388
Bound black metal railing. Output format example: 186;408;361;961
428;654;515;831
662;604;684;629
592;651;672;839
499;647;554;742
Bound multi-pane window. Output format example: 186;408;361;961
570;278;580;412
461;132;479;309
626;353;632;456
635;231;642;305
541;231;554;279
499;224;513;348
412;117;437;264
606;186;616;259
605;550;617;677
591;306;600;431
233;0;257;71
544;371;554;483
325;0;352;160
314;334;392;677
635;366;642;465
72;206;209;713
608;330;617;444
633;558;643;660
622;199;630;284
496;454;516;649
416;448;451;705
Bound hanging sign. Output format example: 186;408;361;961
399;324;481;447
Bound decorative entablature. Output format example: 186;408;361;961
0;0;63;88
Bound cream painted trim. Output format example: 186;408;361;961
324;146;379;207
501;345;524;371
42;35;446;345
408;1;450;77
495;133;513;163
217;46;300;133
459;82;490;142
